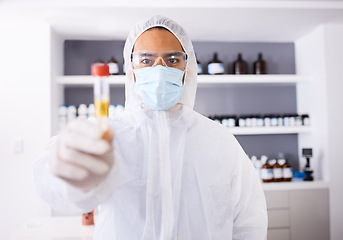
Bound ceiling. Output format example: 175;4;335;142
1;0;343;42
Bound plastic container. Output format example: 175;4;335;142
77;104;88;119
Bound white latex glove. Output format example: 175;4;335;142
51;118;115;192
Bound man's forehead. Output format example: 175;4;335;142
133;28;183;52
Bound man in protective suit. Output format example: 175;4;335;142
34;15;267;240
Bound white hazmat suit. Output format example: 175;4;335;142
34;15;268;240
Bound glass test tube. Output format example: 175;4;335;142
91;63;110;133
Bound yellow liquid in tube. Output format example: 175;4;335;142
95;100;110;118
94;99;110;139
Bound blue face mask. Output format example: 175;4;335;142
133;65;184;111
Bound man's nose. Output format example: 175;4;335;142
153;57;167;67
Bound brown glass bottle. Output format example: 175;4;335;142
282;160;293;182
233;53;248;74
272;160;283;182
254;53;267;74
261;159;273;183
207;53;225;75
108;57;119;75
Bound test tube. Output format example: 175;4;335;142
91;63;110;134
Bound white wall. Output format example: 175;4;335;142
323;24;343;240
296;23;343;240
295;26;329;181
0;20;52;239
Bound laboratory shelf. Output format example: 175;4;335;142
197;74;310;86
229;126;311;135
56;75;126;86
262;180;329;191
57;74;310;86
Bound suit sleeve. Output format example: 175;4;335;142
231;140;268;240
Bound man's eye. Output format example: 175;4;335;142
168;58;179;64
141;59;152;64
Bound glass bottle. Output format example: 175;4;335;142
261;155;273;183
272;159;283;182
282;160;293;182
233;53;248;74
254;53;267;74
207;53;225;75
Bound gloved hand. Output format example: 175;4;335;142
51;118;115;192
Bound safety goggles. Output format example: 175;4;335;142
131;50;188;70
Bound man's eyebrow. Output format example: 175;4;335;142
164;52;184;57
139;53;155;57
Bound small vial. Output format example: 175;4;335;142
58;105;67;132
222;119;228;127
228;116;236;128
251;115;257;127
278;115;284;126
289;114;296;126
92;63;110;134
264;115;271;127
239;116;246;127
295;114;303;126
245;116;252;127
77;104;88;119
88;104;95;119
115;104;124;112
283;114;290;126
271;115;278;127
302;114;310;126
67;105;77;123
257;116;264;127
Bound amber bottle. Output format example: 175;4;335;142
261;156;273;183
207;53;225;75
272;160;283;182
233;53;248;74
282;160;293;182
254;53;267;74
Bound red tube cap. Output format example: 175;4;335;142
91;63;110;77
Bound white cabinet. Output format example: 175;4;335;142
265;188;330;240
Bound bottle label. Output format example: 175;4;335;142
273;168;283;179
109;63;119;74
261;169;273;180
208;63;224;74
283;168;293;178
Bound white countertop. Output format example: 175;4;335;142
8;216;94;240
262;180;329;191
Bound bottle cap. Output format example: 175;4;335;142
91;63;110;77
